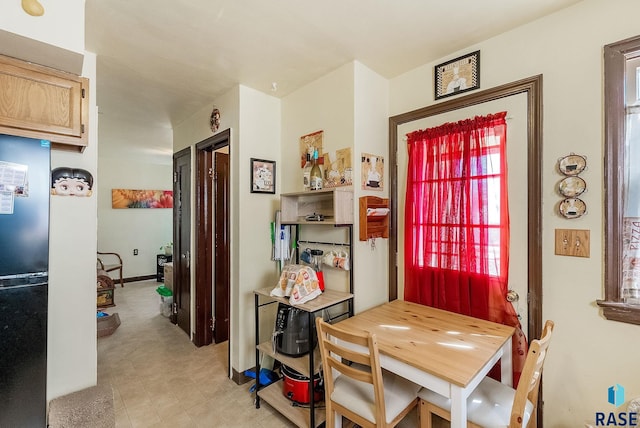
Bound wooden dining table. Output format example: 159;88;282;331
333;299;515;428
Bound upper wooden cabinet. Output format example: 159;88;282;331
0;54;89;152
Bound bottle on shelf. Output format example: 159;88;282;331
310;149;323;191
302;152;312;191
310;249;325;291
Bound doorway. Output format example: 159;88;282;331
194;130;231;355
388;76;544;424
173;148;191;337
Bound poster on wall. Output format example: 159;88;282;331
322;147;352;188
299;130;323;168
0;161;27;214
623;217;640;303
111;189;173;208
434;50;480;100
361;153;384;191
250;158;276;194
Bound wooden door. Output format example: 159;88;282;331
214;151;230;343
195;130;230;348
173;148;191;337
195;146;213;346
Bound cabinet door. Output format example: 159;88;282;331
0;55;88;151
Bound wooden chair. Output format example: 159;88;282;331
315;317;419;428
97;252;124;287
418;320;555;428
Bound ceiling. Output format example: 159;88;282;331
85;0;581;135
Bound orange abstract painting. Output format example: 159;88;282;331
111;189;173;209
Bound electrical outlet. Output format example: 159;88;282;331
133;249;138;256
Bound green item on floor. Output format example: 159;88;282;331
156;285;172;297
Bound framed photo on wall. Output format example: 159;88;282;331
250;158;276;194
434;50;480;100
361;153;384;191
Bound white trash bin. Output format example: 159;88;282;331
160;295;173;317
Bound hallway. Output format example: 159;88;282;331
97;280;293;427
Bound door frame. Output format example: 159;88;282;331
194;130;231;349
388;75;544;421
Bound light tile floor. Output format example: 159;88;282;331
97;280;436;428
97;280;295;428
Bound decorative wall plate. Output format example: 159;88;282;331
559;198;586;219
558;154;586;176
558;176;586;197
210;108;220;133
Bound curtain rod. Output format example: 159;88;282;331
401;116;514;141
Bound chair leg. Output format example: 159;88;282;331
325;402;334;428
419;399;433;428
118;266;124;287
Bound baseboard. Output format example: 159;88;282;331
123;275;156;283
232;367;253;385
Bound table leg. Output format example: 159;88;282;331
501;338;513;387
449;386;467;428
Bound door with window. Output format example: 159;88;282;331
398;95;529;335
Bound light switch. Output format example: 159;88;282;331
554;229;590;258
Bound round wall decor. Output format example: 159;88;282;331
559;198;586;219
210;108;220;133
558;154;586;176
558;176;586;197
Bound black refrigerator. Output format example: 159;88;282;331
0;134;50;427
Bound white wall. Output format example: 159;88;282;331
280;64;356;313
352;61;390;311
97;157;173;278
48;50;98;400
173;86;239;153
96;112;173;278
390;0;640;425
0;0;84;74
173;85;281;373
281;64;355;195
236;85;281;371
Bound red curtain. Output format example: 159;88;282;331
404;112;527;385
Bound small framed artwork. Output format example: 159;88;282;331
299;130;323;168
250;158;276;194
434;50;480;100
361;153;384;191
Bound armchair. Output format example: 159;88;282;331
97;252;124;287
